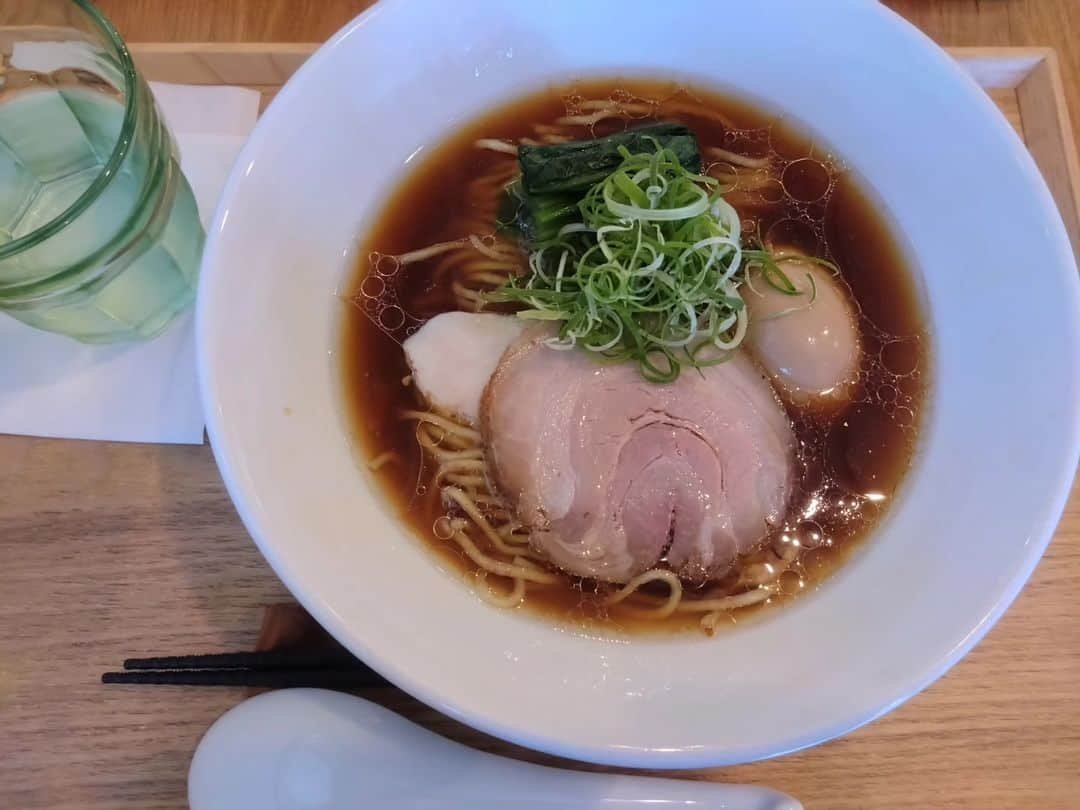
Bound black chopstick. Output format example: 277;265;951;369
104;648;393;689
102;668;390;689
123;648;363;672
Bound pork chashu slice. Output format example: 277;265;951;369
480;326;796;584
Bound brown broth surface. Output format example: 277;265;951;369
341;79;928;634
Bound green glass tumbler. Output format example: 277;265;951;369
0;0;203;343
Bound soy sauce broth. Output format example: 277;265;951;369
341;79;928;634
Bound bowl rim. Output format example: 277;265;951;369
197;0;1080;768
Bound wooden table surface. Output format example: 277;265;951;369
2;2;1079;808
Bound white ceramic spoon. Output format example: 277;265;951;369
188;689;802;809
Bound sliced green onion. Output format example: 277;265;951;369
486;141;816;382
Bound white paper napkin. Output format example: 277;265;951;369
0;79;259;444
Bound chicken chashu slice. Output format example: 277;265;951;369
480;327;796;584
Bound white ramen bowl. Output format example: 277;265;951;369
198;0;1080;767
